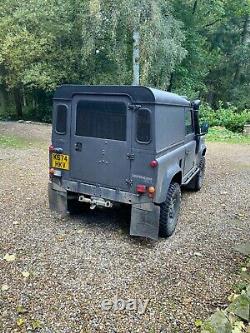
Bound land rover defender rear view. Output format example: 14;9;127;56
48;85;207;240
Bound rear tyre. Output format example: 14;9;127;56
159;182;181;238
187;156;206;191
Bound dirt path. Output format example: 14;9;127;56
0;122;249;332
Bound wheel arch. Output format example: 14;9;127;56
155;166;182;204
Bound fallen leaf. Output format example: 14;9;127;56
17;305;28;314
194;252;203;257
3;253;16;262
16;317;25;326
228;293;240;302
195;319;203;327
31;319;43;330
1;284;9;291
56;235;66;242
22;271;30;278
232;320;245;333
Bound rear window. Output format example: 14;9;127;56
136;108;151;143
76;100;126;141
56;105;67;134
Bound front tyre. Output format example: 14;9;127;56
187;156;206;191
159;182;181;238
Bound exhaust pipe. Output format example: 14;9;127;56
78;195;113;209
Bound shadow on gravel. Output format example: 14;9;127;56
63;204;158;247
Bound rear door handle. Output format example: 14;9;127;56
75;142;82;151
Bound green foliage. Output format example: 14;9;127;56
0;0;249;119
0;135;29;148
206;127;250;144
200;104;250;133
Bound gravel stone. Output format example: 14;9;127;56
0;122;249;332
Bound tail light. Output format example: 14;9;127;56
49;168;55;175
49;145;63;154
49;145;55;152
136;185;156;197
136;184;146;194
150;160;158;168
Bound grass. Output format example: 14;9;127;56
0;135;32;148
206;126;250;144
1;126;249;149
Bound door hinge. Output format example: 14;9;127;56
126;179;133;186
128;104;141;112
127;153;135;160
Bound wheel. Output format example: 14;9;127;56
159;182;181;238
187;156;206;191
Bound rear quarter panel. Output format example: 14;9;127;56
154;105;186;203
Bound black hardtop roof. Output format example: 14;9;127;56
54;85;190;107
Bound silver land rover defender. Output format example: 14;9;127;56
48;85;208;240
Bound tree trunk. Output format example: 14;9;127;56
13;88;23;119
132;29;140;86
167;73;174;92
192;0;198;15
233;15;249;82
0;85;8;113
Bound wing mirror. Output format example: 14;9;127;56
200;122;209;135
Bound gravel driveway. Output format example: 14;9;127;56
0;122;249;333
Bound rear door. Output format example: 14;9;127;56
70;94;132;191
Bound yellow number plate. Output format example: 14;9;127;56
51;153;70;170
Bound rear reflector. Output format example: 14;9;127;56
136;184;146;193
150;160;158;168
148;186;155;194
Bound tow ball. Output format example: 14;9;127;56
78;195;113;210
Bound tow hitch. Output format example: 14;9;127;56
78;195;113;210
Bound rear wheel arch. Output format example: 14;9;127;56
171;171;182;185
156;167;182;204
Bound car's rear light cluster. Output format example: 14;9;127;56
136;184;156;197
49;168;55;175
49;145;63;153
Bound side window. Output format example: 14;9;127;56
136;108;151;143
185;110;194;135
56;105;67;134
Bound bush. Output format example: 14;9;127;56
200;103;250;133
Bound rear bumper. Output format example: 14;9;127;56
52;179;152;205
48;180;160;240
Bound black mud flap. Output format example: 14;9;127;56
48;183;68;215
130;203;160;240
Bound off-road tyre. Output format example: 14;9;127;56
159;182;181;238
187;156;206;191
